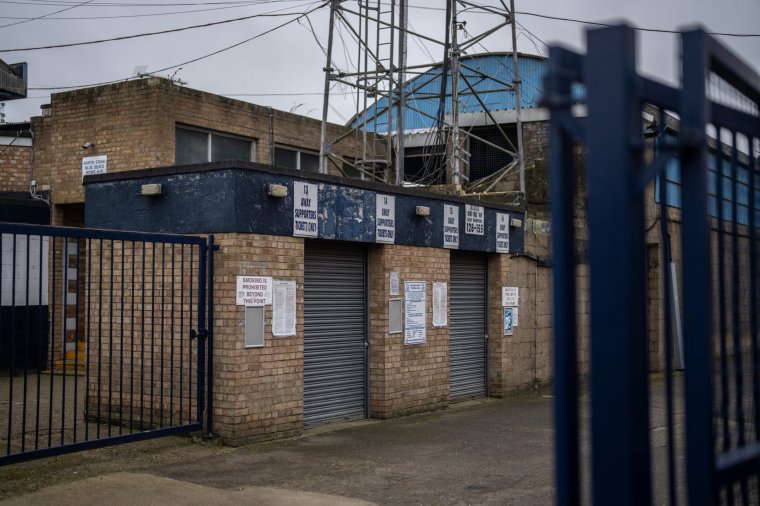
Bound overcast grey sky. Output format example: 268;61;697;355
2;0;759;125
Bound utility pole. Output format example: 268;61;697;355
509;0;526;198
319;0;339;174
449;0;461;186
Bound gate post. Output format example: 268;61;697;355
585;25;651;504
206;235;217;437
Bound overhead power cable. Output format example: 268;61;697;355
0;0;95;29
0;4;318;52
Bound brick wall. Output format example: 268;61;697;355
32;78;368;211
0;144;32;192
368;244;450;418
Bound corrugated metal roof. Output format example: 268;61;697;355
350;52;583;133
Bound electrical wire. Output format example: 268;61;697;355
0;3;318;52
0;0;95;29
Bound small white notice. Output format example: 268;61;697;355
390;271;399;296
432;282;447;327
502;286;519;307
376;194;396;244
272;280;296;336
496;213;510;253
503;307;514;336
236;275;272;306
82;155;107;178
512;307;519;327
443;204;459;249
293;182;318;237
404;281;426;345
465;204;484;236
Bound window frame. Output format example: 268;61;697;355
175;124;256;164
274;145;320;172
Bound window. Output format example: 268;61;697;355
274;146;320;173
175;126;254;165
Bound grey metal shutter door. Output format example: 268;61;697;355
304;242;367;426
450;252;487;399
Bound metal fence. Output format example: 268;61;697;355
547;25;760;505
0;223;213;465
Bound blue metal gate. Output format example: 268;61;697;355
0;224;214;465
547;25;760;505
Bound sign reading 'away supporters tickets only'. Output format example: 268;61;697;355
443;204;459;249
293;182;318;237
376;194;396;244
496;213;510;253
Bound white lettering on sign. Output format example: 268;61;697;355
293;182;318;237
465;204;484;236
502;286;519;308
496;212;510;253
82;155;107;179
375;194;396;244
443;204;459;249
236;276;272;306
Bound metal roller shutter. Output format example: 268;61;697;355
450;252;487;400
304;242;367;426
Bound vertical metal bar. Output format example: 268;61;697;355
681;28;716;506
85;238;92;441
139;242;146;431
179;244;184;425
96;238;103;439
546;46;580;506
22;235;30;453
130;241;136;433
205;236;214;436
73;238;81;443
34;235;43;450
8;234;16;454
150;242;156;428
509;0;525;196
748;137;760;501
119;240;125;434
318;0;339;174
586;25;651;505
197;242;207;426
108;240;114;436
170;243;175;426
47;236;55;448
60;238;68;445
189;244;194;423
657;112;677;506
160;243;165;427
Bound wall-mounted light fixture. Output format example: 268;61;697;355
510;217;523;228
82;142;96;150
415;205;430;217
268;183;288;198
140;183;162;196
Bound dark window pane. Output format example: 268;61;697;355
211;134;251;162
300;153;319;172
176;128;208;164
342;162;362;179
274;147;297;169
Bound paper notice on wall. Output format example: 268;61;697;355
432;282;447;327
390;271;399;296
236;275;272;306
503;307;514;336
375;194;396;244
404;281;426;344
272;280;296;336
496;213;510;253
512;306;519;327
465;204;484;236
502;286;519;307
293;182;318;237
443;204;459;249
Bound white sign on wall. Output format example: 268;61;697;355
465;204;484;235
443;204;459;249
82;155;107;178
404;281;427;345
496;213;510;253
502;286;519;307
293;182;318;237
376;194;396;244
390;271;399;296
432;282;447;327
236;276;272;306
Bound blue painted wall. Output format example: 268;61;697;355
85;163;524;254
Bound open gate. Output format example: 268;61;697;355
0;223;214;465
547;25;760;505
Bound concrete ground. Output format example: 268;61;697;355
0;376;684;505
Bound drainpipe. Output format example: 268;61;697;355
267;106;275;165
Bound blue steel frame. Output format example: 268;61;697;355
0;223;215;466
547;24;760;505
